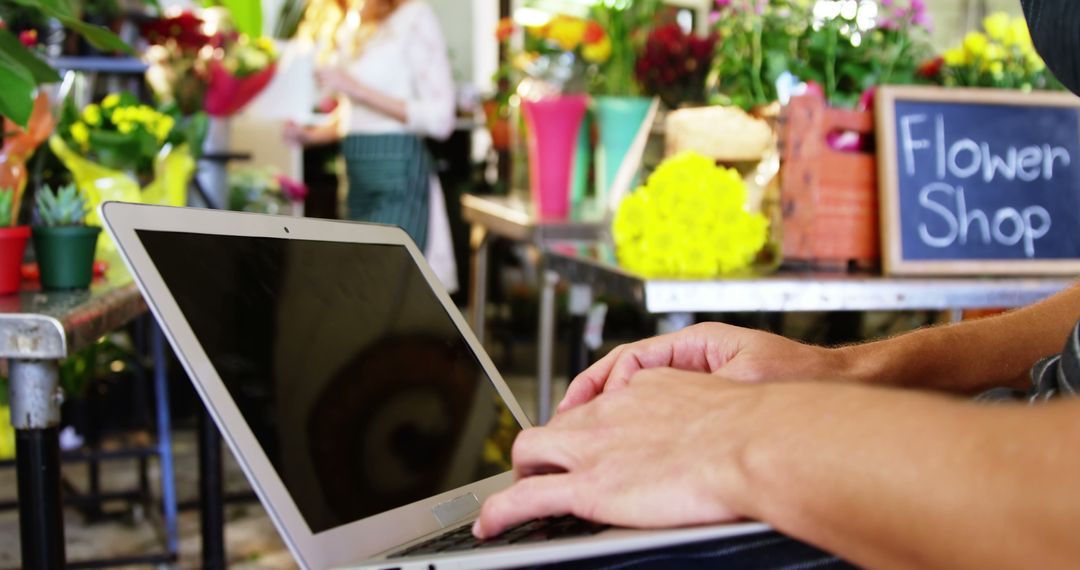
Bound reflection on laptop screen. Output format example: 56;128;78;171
136;230;521;534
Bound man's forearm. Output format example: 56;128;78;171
837;283;1080;393
738;385;1080;569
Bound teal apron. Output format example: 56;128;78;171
342;134;432;249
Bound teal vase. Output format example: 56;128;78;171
571;111;591;210
32;225;101;290
594;96;653;205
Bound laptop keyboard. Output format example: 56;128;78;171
388;516;609;559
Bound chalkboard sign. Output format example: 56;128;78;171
876;86;1080;275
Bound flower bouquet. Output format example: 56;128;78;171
933;12;1059;91
502;14;610;217
0;91;54;224
613;152;769;277
587;0;660;205
51;92;195;263
637;23;718;109
228;168;308;215
142;10;278;118
204;32;278;116
143;11;211;115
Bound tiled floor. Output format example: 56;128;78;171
0;369;563;570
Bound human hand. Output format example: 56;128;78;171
282;120;308;146
315;66;353;94
474;369;806;539
558;323;850;413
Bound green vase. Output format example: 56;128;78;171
571;111;591;211
595;96;653;206
32;226;101;290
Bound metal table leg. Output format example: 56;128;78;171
151;325;179;558
199;409;226;570
537;270;558;425
10;359;66;569
567;284;593;381
469;226;491;343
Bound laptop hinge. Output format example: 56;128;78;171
432;493;481;528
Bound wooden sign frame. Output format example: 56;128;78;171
875;85;1080;276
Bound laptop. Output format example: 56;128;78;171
101;202;769;570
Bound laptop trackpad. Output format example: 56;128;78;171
433;493;480;528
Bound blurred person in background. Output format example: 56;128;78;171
285;0;457;291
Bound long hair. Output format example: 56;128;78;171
334;0;406;23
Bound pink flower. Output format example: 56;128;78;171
275;174;308;201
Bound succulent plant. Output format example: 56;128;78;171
0;189;13;227
35;184;89;227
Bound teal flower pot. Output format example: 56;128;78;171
571;111;591;210
595;96;653;205
32;225;101;290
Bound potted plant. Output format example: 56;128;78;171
0;188;31;295
32;184;101;290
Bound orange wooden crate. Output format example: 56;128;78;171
780;93;879;267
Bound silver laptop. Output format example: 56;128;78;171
101;202;768;570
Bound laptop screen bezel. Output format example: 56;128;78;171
101;202;533;569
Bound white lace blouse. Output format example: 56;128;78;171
336;0;456;140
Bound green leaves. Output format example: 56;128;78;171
219;0;263;37
0;28;60;126
0;62;37;128
0;1;133;127
0;29;61;84
60;18;133;54
35;183;88;227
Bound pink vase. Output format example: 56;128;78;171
522;95;588;218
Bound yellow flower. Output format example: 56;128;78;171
255;36;276;55
70;121;90;148
547;16;586;51
988;61;1004;78
582;35;612;63
612;152;768;278
156;115;175;142
943;47;968;66
82;104;101;127
963;32;989;57
982;12;1010;41
1005;17;1033;49
1025;48;1046;72
102;93;120;109
982;43;1006;65
118;121;135;134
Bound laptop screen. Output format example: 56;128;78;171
136;230;521;534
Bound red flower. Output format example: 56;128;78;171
917;56;944;79
18;29;37;48
141;11;209;51
583;21;605;44
495;18;515;42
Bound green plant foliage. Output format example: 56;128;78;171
710;0;933;110
0;0;132;127
216;0;263;37
589;0;660;96
0;190;14;228
35;184;89;227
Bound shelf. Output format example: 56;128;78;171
49;56;148;75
